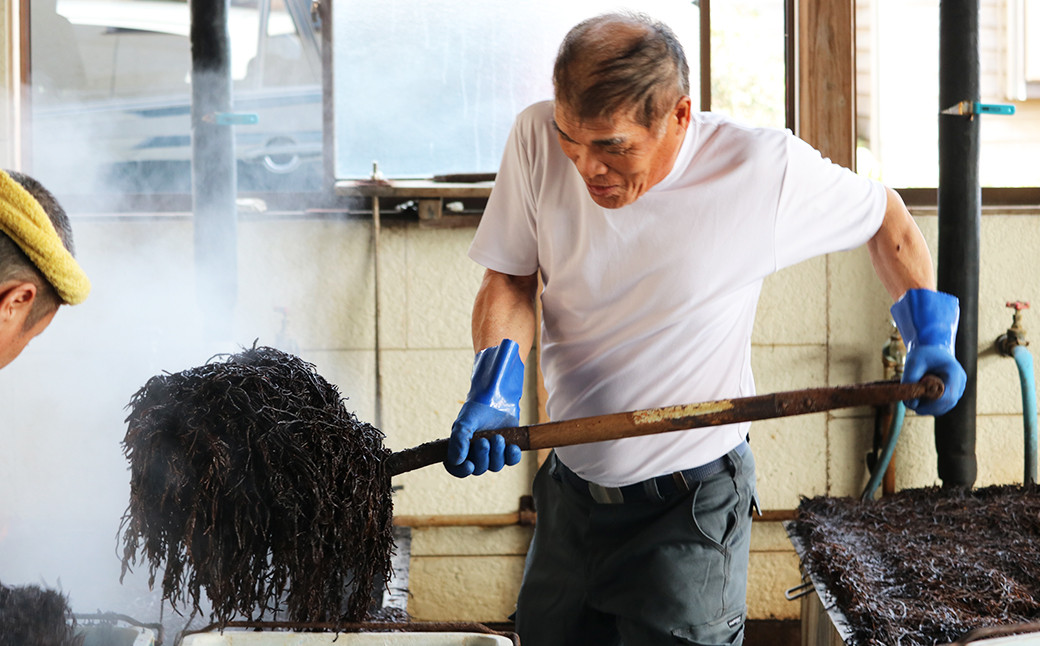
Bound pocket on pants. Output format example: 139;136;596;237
688;476;746;554
672;609;746;646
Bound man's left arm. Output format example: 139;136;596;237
867;187;966;416
866;187;935;297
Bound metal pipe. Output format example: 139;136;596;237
935;0;980;488
253;0;271;89
372;192;383;431
190;0;238;341
387;378;943;476
699;0;711;111
393;512;536;528
390;509;800;528
285;0;322;78
785;0;797;132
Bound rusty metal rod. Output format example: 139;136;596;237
391;508;797;528
386;376;944;477
392;512;536;528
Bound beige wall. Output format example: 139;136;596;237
0;206;1036;624
405;210;1040;623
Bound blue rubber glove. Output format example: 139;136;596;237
445;339;524;477
890;289;968;416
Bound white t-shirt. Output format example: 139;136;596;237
469;101;886;487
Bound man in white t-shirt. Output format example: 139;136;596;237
445;12;966;646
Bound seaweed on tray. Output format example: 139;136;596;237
790;484;1040;645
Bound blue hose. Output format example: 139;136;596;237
862;401;906;501
1013;345;1037;484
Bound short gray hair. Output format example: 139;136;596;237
553;12;690;128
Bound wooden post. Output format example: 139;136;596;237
796;0;856;170
0;1;14;167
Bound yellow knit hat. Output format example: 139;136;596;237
0;170;91;305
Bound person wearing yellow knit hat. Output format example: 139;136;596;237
0;169;90;369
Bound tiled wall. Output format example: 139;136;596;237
0;208;1036;623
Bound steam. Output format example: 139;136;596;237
0;195;374;635
0;214;217;634
0;0;706;638
0;90;379;634
0;90;318;639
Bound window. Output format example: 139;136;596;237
1007;0;1040;101
25;0;792;196
330;0;788;181
855;0;1040;190
331;1;705;180
29;0;322;197
709;1;787;130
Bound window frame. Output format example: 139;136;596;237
20;0;330;212
852;0;1039;210
16;0;1037;211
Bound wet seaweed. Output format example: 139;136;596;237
790;484;1040;645
0;580;81;646
119;345;394;627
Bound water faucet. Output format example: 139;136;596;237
996;301;1030;357
882;319;906;380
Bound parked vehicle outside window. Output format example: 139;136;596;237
30;0;323;197
30;0;788;196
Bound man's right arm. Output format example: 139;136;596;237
444;269;539;477
471;269;539;356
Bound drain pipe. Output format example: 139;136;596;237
935;0;980;488
191;0;238;341
996;301;1037;484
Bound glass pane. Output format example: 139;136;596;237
855;0;1040;188
332;1;702;180
29;0;322;196
710;0;786;128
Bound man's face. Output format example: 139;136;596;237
0;301;56;370
553;97;691;209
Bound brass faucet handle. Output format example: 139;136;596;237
999;301;1031;354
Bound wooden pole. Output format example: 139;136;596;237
386;377;943;476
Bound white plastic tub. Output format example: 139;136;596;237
180;631;514;646
963;633;1040;645
77;622;157;646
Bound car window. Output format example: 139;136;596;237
30;0;322;196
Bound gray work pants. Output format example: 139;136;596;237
514;445;757;646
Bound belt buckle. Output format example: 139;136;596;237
672;469;692;493
587;482;626;504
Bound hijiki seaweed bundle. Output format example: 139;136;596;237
0;580;80;646
119;346;394;626
790;484;1040;646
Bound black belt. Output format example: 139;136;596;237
555;442;748;504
